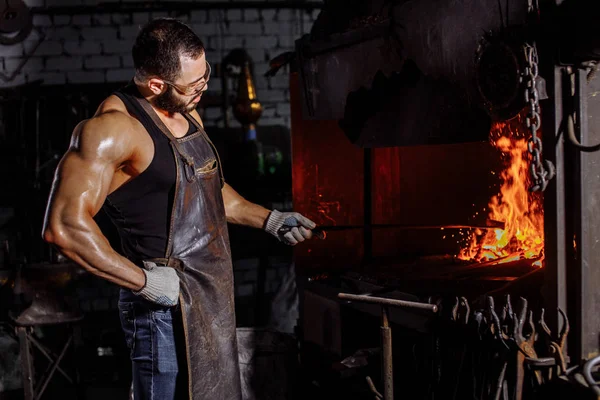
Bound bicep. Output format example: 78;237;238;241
47;119;132;224
222;183;234;208
222;183;244;215
52;151;115;219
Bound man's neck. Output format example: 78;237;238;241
152;105;180;120
134;80;181;120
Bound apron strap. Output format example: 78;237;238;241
185;112;203;132
183;113;226;188
134;96;196;169
134;95;225;187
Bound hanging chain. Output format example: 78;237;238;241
524;42;555;191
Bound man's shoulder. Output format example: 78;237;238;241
94;95;136;126
72;95;143;160
79;95;140;138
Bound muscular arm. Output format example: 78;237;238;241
42;113;145;290
222;183;271;228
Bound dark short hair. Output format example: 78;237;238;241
132;18;205;82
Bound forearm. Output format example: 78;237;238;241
222;183;271;228
226;197;271;228
44;213;145;290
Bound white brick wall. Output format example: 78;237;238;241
0;1;320;127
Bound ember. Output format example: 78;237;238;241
458;115;544;266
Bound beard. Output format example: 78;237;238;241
153;86;198;114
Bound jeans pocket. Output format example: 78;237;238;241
152;309;179;374
118;302;136;356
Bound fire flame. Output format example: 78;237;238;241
457;117;544;267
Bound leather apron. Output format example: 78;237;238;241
134;97;242;400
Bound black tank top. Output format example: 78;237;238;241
103;84;197;264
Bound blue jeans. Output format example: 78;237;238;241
118;290;188;400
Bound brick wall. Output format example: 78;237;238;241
0;0;319;127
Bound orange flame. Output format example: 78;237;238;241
458;118;544;266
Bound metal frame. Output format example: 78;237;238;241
539;64;568;349
566;69;600;362
337;293;438;400
15;325;78;400
540;0;600;359
538;0;570;358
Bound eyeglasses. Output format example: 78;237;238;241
162;61;211;96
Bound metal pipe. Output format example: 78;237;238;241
313;221;506;232
27;333;73;384
36;336;73;400
17;327;34;400
338;293;439;313
31;1;323;15
364;148;372;266
381;306;393;400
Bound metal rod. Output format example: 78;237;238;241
364;148;372;265
540;64;568;357
381;306;393;400
28;334;74;384
31;1;323;15
338;292;439;313
36;336;73;400
17;327;34;400
34;99;40;187
365;376;383;399
314;220;506;233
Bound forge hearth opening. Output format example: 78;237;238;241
457;112;545;268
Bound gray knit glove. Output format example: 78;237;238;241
265;210;316;245
133;261;180;307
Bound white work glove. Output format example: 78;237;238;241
265;210;316;245
133;261;180;307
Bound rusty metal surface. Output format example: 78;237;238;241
371;143;502;228
290;72;365;271
296;0;529;145
338;63;491;146
296;26;402;121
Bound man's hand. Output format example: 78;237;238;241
265;210;316;245
134;262;180;307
